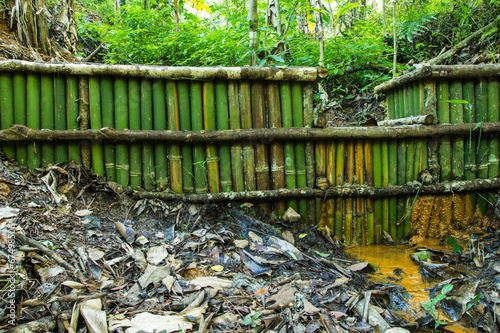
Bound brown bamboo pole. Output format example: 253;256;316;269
354;139;365;244
101;77;116;182
315;141;326;223
345;141;355;246
303;83;316;225
79;76;91;170
326;140;336;232
364;139;375;244
228;81;244;192
166;80;182;192
239;81;256;191
204;81;220;193
67;76;81;164
267;82;286;216
215;80;232;192
141;79;154;190
191;81;208;194
13;73;27;165
136;178;500;202
0;72;15;159
252;81;270;210
334;141;344;240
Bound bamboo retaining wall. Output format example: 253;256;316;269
0;61;499;245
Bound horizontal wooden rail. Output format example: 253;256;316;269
1;122;500;142
0;60;326;81
135;178;500;202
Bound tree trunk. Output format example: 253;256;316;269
392;0;397;77
12;0;51;55
310;0;324;66
248;0;258;65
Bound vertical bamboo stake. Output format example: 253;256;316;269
372;139;382;243
354;139;365;244
315;141;326;223
303;83;316;225
413;82;423;177
27;74;41;170
101;77;116;182
178;81;194;193
267;82;286;216
13;73;27;165
154;80;169;190
54;75;67;164
228;81;244;192
141;79;154;190
388;139;397;240
381;139;390;236
487;79;499;180
438;80;452;182
89;77;105;176
404;85;414;236
450;80;465;181
79;76;91;170
326;140;336;232
463;79;476;211
128;78;142;189
166;80;182;192
385;90;395;239
191;81;208;194
396;87;406;240
252;81;270;208
364;140;375;244
345;141;355;246
215;80;233;192
334;141;344;240
41;74;55;165
475;78;488;213
67;76;81;164
280;82;298;211
0;72;15;159
292;82;307;222
204;81;220;193
114;77;129;187
239;81;256;191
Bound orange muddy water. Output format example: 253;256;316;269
347;239;453;320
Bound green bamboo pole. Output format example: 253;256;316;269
364;140;375;244
67;76;81;164
345;141;355;246
101;77;116;182
292;82;307;222
27;74;41;169
13;73;27;165
488;78;499;179
387;91;395;119
204;81;220;193
267;82;286;216
89;76;105;176
140;79;154;190
450;80;465;181
303;83;316;225
280;82;298;211
54;75;67;164
215;80;233;192
404;85;414;237
438;80;452;182
41;74;55;165
396;87;406;240
178;81;194;193
382;139;390;236
191;81;208;194
114;77;129;187
413;82;423;177
355;139;365;244
372;139;382;244
128;78;142;189
0;72;15;159
420;81;428;171
252;81;270;209
334;141;344;240
488;78;500;208
154;80;169;190
166;80;182;192
388;139;397;240
79;77;91;170
239;81;256;191
326;141;336;231
463;79;476;210
228;81;244;192
475;78;488;213
315;141;326;223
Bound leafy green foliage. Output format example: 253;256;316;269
421;283;453;329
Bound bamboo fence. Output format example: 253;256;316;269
0;61;499;244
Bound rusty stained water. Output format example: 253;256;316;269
346;239;452;320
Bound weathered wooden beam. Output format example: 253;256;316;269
377;114;434;126
135;178;500;202
1;122;500;142
0;60;323;81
